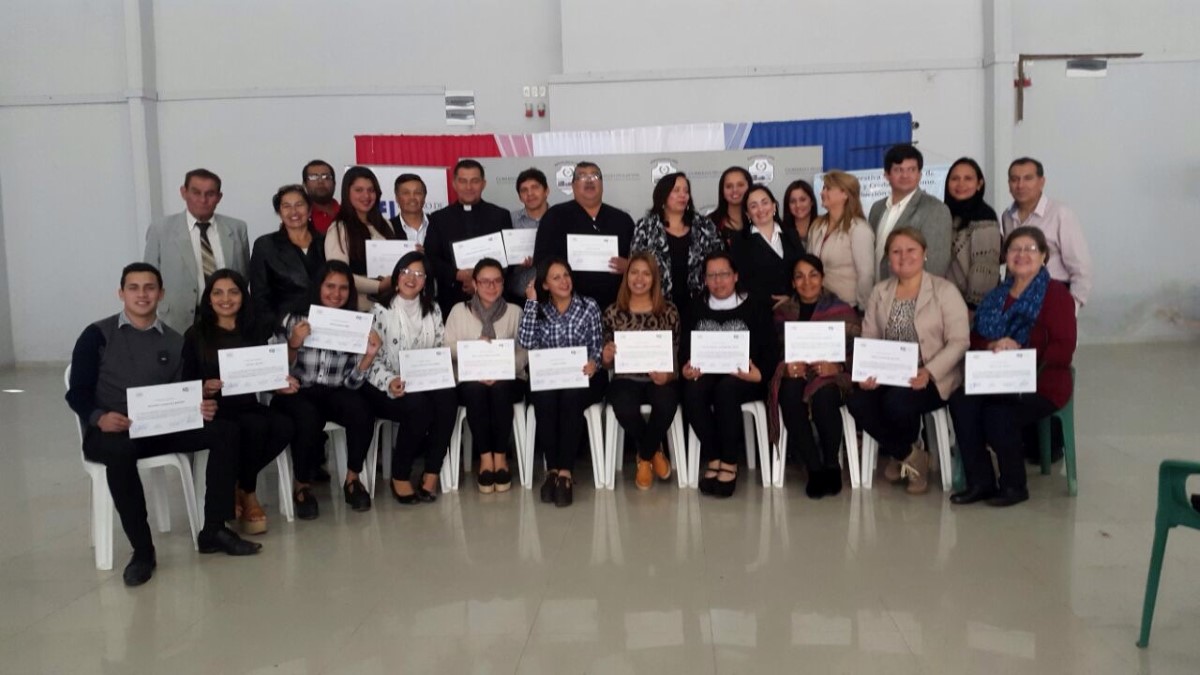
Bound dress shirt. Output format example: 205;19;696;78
751;222;784;257
117;311;165;333
875;189;917;264
1002;195;1093;308
394;213;430;245
511;208;542;230
518;295;604;364
186;210;226;292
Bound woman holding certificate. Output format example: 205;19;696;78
325;166;398;311
183;270;295;535
601;252;681;490
948;227;1076;507
444;258;527;494
848;227;969;495
681;251;778;498
271;261;382;519
518;257;605;507
365;252;458;503
806;170;875;311
729;184;804;307
768;254;861;498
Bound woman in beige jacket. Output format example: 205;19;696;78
807;170;875;310
847;226;969;494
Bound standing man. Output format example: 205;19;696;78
867;144;952;280
303;160;339;234
1003;157;1093;311
507;167;550;304
388;173;431;248
66;263;261;586
424;159;512;316
144;168;250;334
533;161;634;310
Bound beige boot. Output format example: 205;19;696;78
901;447;930;495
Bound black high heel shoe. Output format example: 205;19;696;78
713;468;738;498
699;464;721;495
391;480;419;505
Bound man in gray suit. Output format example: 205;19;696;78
867;144;952;281
144;168;250;334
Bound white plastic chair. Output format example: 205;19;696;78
444;402;528;491
603;403;687;489
773;405;862;489
524;402;606;489
66;367;200;571
193;448;295;522
859;407;956;491
685;400;772;488
326;419;388;497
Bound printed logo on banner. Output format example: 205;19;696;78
555;163;576;196
649;158;679;185
748;156;775;184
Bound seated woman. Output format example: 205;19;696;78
807;170;875;311
183;270;295;535
710;166;753;248
365;251;458;503
768;254;861;498
518;257;605;507
948;226;1075;507
730;184;804;308
270;261;382;519
248;184;326;336
325;166;398;311
782;179;818;242
848;227;969;494
601;252;681;490
444;258;527;494
630;172;723;329
681;251;778;498
943;157;1002;309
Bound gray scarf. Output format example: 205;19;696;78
468;295;508;339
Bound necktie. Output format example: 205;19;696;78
197;221;217;279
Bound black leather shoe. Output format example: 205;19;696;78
805;472;826;499
493;468;512;493
823;469;844;496
950;486;998;505
343;479;371;512
295;487;320;520
123;551;156;587
554;475;574;507
391;480;419;505
986;487;1029;507
540;473;558;503
198;526;262;556
477;469;496;494
417;487;437;503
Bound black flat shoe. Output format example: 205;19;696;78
343;479;371;512
494;467;512;493
417;487;437;503
986;487;1029;507
950;486;998;505
540;473;558;503
554;475;574;507
198;526;262;556
477;469;496;494
391;480;419;505
295;487;320;520
123;551;156;587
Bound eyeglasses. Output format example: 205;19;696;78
305;173;334;182
475;278;503;287
1007;244;1041;255
573;173;602;183
705;271;734;280
397;269;427;279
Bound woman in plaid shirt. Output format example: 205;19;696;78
518;257;604;507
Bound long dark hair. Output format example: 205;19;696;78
781;180;817;233
380;251;436;316
649;172;696;224
534;256;574;319
196;269;257;358
308;260;358;312
334;166;395;269
943;156;999;230
713;166;753;229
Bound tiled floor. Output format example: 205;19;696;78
1;343;1198;674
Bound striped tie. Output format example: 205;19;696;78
197;221;216;279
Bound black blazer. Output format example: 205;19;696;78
729;225;804;299
248;228;325;334
424;200;511;315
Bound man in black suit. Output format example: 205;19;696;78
424;159;512;316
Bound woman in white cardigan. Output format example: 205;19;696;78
443;258;528;493
807;170;875;311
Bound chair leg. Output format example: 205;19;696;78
686;426;700;488
860;434;878;489
668;407;687;488
1038;417;1053;476
174;455;201;548
773;420;786;488
147;466;172;533
742;409;757;472
192;450;209;524
92;476;115;571
1062;405;1078;497
275;452;295;521
1137;523;1172;648
604;406;620;490
841;406;862;490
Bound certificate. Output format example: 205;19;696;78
566;234;619;272
217;344;290;397
965;349;1038;395
501;229;537;263
366;240;418;278
689;331;750;374
851;338;919;388
784;321;846;363
456;339;517;382
304;305;373;354
528;347;589;392
452;232;509;269
398;347;456;393
127;380;204;439
614;330;674;374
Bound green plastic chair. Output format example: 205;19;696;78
1039;366;1077;495
1137;459;1200;648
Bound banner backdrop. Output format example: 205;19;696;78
812;165;951;215
353;165;450;219
479;146;822;218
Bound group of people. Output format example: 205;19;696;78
68;144;1090;586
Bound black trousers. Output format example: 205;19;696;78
215;403;292;493
847;385;944;460
82;421;240;553
457;380;525;459
682;375;761;465
607;378;679;461
271;385;373;482
778;380;844;471
365;385;458;480
949;390;1057;491
528;375;606;472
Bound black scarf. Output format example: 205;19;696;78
944;188;998;231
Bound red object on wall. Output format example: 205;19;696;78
355;134;502;203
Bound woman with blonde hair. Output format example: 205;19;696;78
807;171;875;311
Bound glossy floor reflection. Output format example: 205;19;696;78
1;343;1198;674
